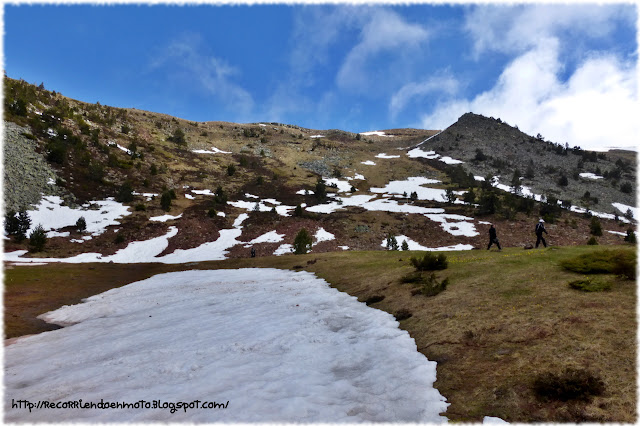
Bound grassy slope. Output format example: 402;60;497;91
4;244;636;422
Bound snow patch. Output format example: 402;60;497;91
314;228;335;244
149;213;183;222
361;160;376;166
247;230;285;244
579;172;604;180
360;131;394;137
5;269;448;422
22;196;131;237
375;153;401;159
273;244;293;256
192;146;231;154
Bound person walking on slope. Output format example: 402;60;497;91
487;224;502;250
535;219;548;248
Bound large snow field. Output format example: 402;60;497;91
4;269;449;422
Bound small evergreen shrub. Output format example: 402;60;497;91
561;249;635;279
589;217;602;236
227;164;236;176
533;368;605;402
624;228;636;244
410;273;449;297
160;191;172;211
386;234;399;251
5;210;31;241
568;277;612;292
75;216;87;232
114;233;125;244
214;186;227;205
135;204;146;211
586;236;598;245
314;179;327;202
207;208;217;218
293;228;313;255
401;240;409;251
167;128;186;145
116;181;134;203
410;252;448;271
28;224;47;252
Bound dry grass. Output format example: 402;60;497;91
4;244;636;422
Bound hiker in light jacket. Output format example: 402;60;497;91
487;224;502;250
535;219;548;248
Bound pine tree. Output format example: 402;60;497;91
401;240;409;251
76;216;87;232
28;224;47;252
386;234;399;251
160;191;172;211
293;228;313;254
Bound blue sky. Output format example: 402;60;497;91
4;3;638;151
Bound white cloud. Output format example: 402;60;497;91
464;4;633;57
152;34;254;116
336;9;429;92
389;73;460;120
419;39;639;151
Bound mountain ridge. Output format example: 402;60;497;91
3;77;636;260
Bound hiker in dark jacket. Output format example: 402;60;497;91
487;224;501;250
535;219;548;248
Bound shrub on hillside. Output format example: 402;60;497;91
586;236;598;245
160;191;172;211
620;181;633;194
568;277;612;292
410;252;448;271
76;216;87;232
293;228;313;255
560;249;635;279
314;179;327;202
28;224;47;252
5;209;31;242
401;240;409;251
167;128;186;145
116;181;134;203
386;234;399;251
405;273;449;297
589;217;602;236
214;186;227;205
624;228;636;244
533;368;604;402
